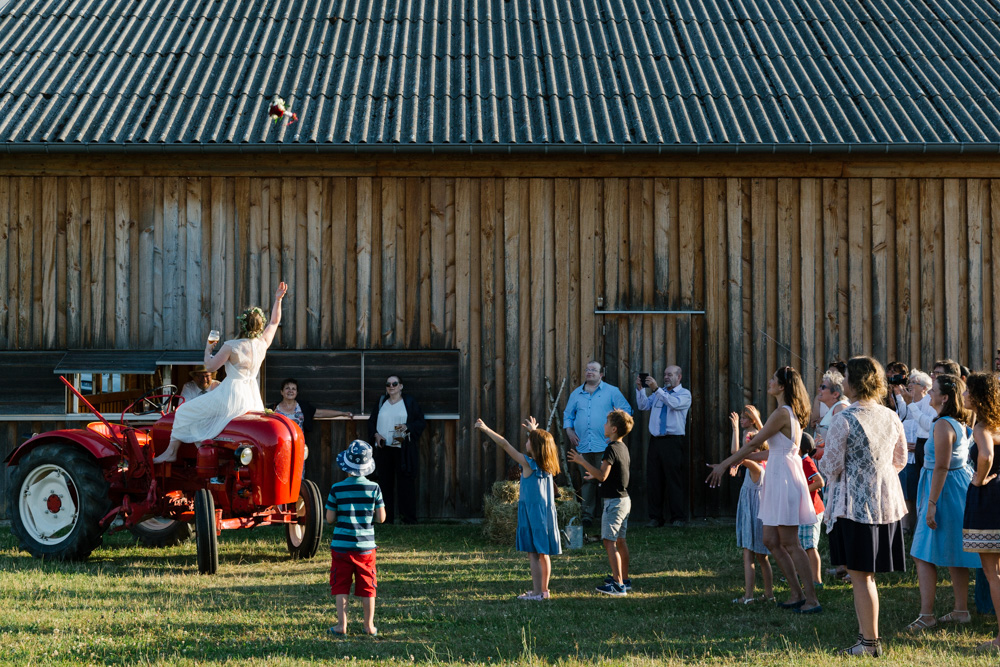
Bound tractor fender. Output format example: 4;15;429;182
4;430;120;467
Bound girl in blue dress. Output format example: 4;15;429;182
476;416;562;601
908;373;980;632
729;406;774;604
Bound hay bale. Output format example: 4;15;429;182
556;485;577;502
556;489;581;531
482;482;582;545
491;480;519;503
482;493;518;544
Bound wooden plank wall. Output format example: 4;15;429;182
2;172;999;517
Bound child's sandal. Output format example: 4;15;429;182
839;636;883;657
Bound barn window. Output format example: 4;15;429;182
54;351;163;417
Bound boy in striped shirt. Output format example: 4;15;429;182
325;439;385;637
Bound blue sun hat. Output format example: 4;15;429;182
337;439;375;477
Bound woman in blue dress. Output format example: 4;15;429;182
907;373;980;632
475;416;562;601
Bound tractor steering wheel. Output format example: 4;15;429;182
127;385;179;418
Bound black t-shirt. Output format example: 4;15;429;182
599;440;630;498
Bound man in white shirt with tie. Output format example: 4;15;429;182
636;365;692;527
179;365;220;403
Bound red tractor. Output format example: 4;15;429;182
4;378;323;573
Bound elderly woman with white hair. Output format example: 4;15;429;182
894;370;937;529
813;370;850;461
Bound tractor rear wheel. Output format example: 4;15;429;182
286;478;322;559
8;443;112;561
129;517;194;547
193;489;218;574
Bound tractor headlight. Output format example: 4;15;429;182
237;446;253;466
303;445;309;461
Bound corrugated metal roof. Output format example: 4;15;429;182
1;0;1000;151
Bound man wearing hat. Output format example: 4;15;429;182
325;440;385;637
179;365;220;403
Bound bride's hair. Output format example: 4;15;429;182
237;306;266;339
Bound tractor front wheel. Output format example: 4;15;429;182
8;444;112;561
193;489;218;574
286;478;322;559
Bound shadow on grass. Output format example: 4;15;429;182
1;523;996;664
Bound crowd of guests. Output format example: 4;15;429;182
710;356;1000;656
160;293;998;654
323;355;997;653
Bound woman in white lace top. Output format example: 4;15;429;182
819;356;908;657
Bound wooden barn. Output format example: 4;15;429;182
2;0;1000;519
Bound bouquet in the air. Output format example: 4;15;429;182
268;96;298;125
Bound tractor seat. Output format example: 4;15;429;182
86;422;151;447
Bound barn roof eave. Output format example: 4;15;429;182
3;142;1000;157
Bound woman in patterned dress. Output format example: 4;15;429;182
964;372;1000;652
270;378;353;435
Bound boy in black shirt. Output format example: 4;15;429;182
568;408;634;596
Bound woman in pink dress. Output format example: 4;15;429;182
707;366;820;613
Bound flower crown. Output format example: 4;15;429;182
237;307;266;338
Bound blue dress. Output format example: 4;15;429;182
910;417;980;568
515;457;562;555
736;465;768;554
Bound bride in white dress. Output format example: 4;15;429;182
153;282;288;463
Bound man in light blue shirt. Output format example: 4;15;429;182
564;360;632;527
636;365;692;526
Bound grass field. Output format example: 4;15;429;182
0;521;996;666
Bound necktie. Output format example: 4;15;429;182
658;390;668;436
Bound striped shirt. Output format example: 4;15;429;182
325;476;384;552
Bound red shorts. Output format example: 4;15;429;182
330;549;377;597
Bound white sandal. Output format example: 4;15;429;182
906;613;937;632
937;609;971;624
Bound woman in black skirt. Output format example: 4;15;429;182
819;357;908;657
964;372;1000;652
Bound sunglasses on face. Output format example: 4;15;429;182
819;384;828;390
386;381;400;387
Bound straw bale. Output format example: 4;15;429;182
482;483;581;545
